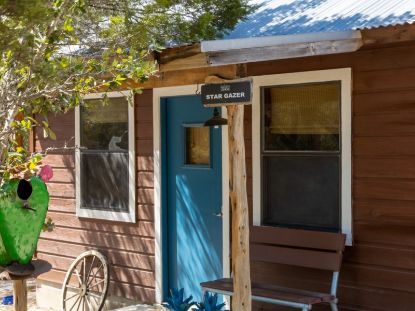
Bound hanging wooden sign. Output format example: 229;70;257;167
201;80;252;107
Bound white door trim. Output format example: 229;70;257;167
153;85;230;303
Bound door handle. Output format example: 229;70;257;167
212;212;223;218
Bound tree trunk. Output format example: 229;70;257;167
0;103;19;164
227;104;252;311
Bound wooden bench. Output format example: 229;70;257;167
201;226;346;311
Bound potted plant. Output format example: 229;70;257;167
163;288;195;311
195;292;227;311
164;288;227;311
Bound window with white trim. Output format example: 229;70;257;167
252;69;352;244
75;92;135;222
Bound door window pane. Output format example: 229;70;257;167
185;126;210;165
263;82;340;151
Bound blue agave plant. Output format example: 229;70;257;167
163;288;195;311
195;292;228;311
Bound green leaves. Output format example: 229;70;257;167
63;18;74;33
0;0;253;183
0;145;44;183
42;217;55;232
53;0;64;9
41;120;56;140
110;16;124;25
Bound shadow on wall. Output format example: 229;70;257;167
36;110;157;303
226;0;415;39
173;174;222;301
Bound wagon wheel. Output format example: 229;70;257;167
62;250;109;311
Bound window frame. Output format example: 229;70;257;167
75;91;136;222
252;69;352;245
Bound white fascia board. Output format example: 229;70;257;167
207;38;363;66
201;30;361;52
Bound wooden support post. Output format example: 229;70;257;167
204;73;252;310
227;104;252;311
13;279;27;311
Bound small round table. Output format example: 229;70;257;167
0;260;52;311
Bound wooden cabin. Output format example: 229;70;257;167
33;19;415;311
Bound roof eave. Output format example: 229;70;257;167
158;23;415;72
201;30;362;52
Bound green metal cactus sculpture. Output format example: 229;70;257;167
0;176;49;266
0;235;12;266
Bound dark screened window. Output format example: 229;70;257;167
80;97;129;212
261;82;341;232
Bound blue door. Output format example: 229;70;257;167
162;95;223;300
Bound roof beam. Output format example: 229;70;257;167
206;37;363;66
202;30;362;52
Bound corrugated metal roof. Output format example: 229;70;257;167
227;0;415;39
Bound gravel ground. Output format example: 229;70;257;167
0;280;162;311
0;279;41;311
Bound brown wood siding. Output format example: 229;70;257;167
245;42;415;310
32;39;415;309
35;90;155;303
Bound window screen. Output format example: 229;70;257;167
263;82;340;151
262;155;340;231
261;82;341;232
80;97;129;212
